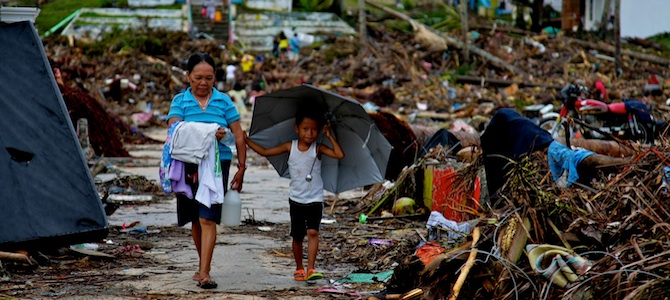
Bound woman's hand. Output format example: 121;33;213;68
230;170;244;191
228;120;246;191
215;127;227;141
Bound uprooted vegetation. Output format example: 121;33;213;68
25;3;670;298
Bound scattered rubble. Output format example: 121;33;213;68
4;2;670;298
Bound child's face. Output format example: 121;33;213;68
295;117;320;144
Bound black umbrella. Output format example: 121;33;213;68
248;84;392;194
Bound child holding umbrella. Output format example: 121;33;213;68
244;108;344;281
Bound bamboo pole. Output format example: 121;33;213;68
614;0;622;76
460;0;469;62
358;0;367;49
0;251;35;265
449;227;480;300
453;75;564;89
599;0;612;32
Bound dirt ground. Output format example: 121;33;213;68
14;10;670;297
0;125;414;300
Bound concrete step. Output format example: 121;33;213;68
191;5;229;41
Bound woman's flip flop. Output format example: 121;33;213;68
197;277;218;289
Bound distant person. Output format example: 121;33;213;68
589;74;607;102
644;74;663;97
166;53;247;289
225;62;237;88
215;63;226;91
254;55;265;72
204;0;217;28
243;108;344;281
288;33;301;65
247;82;265;110
272;36;280;58
278;31;288;63
227;82;248;116
240;54;254;73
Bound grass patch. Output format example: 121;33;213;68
155;4;183;9
32;0;181;33
647;32;670;51
34;0;107;32
79;12;135;18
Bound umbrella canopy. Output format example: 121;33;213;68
249;84;392;194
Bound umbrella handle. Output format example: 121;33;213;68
306;134;325;181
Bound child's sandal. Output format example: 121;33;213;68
293;269;306;281
306;269;323;280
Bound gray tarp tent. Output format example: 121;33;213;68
0;21;108;249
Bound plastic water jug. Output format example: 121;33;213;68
219;128;236;147
221;190;241;226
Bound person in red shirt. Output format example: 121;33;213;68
590;74;607;102
594;80;607;102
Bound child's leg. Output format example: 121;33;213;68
289;200;307;272
306;229;319;271
304;202;324;271
292;236;304;271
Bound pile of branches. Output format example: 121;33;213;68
42;9;670;150
370;140;670;299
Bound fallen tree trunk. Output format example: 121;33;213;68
578;153;631;170
471;24;534;35
557;138;639;157
262;71;305;82
453;75;564;89
451;130;480;147
472;25;670;67
364;0;527;76
410;125;481;148
415;106;476;120
0;251;35;265
564;37;670;66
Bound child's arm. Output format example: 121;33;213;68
319;124;345;159
243;131;291;156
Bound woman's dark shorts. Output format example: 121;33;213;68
289;199;323;239
177;160;230;226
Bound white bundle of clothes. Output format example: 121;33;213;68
170;122;224;208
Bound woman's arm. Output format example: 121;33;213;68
167;117;182;127
229;120;246;191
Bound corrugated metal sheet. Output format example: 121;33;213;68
0;6;40;23
0;21;108;248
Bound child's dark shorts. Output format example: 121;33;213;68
289;199;323;239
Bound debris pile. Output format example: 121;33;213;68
44;7;670;155
314;136;669;299
8;3;670;299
